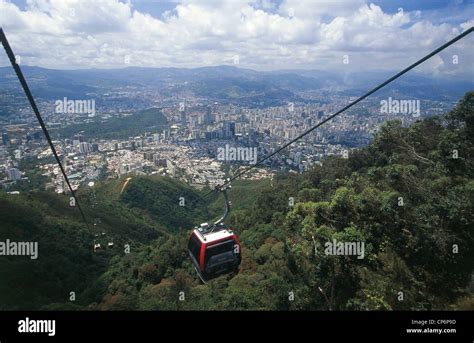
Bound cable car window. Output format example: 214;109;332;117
188;234;201;261
205;240;235;264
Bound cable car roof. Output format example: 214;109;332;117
193;228;235;244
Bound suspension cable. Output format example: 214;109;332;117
0;27;90;229
197;27;473;202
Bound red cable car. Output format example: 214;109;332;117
188;186;241;282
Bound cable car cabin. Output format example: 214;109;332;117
188;223;241;281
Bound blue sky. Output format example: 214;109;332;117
0;0;472;76
10;0;471;24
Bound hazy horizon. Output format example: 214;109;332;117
1;63;473;83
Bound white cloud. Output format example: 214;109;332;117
0;0;472;77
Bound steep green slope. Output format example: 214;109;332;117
119;175;211;231
0;174;268;310
0;192;103;310
0;176;194;309
89;92;473;311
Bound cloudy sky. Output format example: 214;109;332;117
0;0;472;76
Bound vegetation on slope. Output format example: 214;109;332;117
0;92;472;310
54;107;168;139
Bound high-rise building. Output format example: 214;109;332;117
224;121;236;139
2;132;9;146
78;142;92;154
74;134;85;143
144;152;154;161
204;106;213;125
153;155;166;167
189;114;198;129
166;159;176;177
6;167;21;181
32;131;41;140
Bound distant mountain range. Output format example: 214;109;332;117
0;65;472;107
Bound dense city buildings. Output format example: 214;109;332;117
0;79;458;193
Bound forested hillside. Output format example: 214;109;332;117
54;107;169;139
0;92;472;311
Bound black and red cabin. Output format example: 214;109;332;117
188;222;241;281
